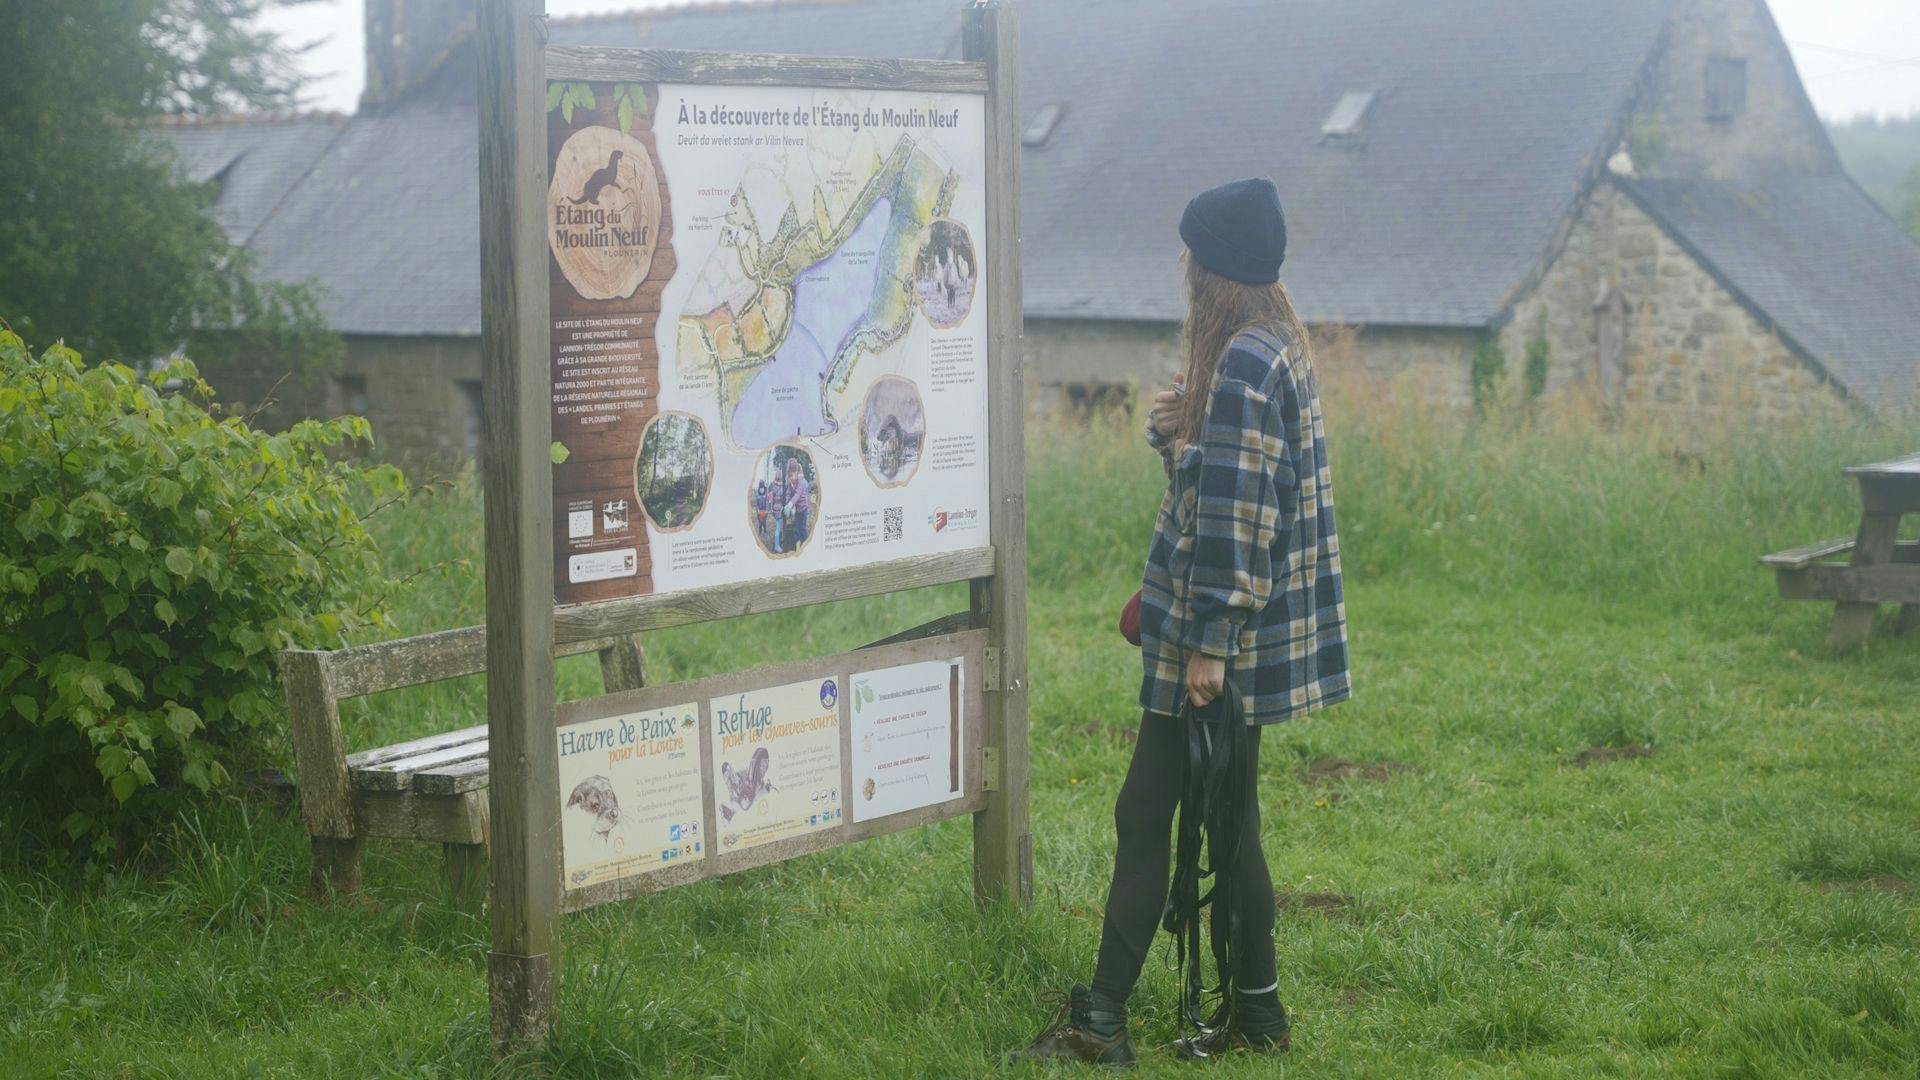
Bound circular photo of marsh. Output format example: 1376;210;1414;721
634;412;714;532
748;443;821;558
913;218;977;329
858;375;926;488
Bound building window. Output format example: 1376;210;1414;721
1594;285;1628;401
331;374;368;416
1706;57;1747;122
459;379;484;457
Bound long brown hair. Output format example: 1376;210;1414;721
1174;257;1313;447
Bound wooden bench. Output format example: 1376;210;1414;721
1762;453;1920;650
279;628;647;897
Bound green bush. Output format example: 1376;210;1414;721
1524;321;1551;401
0;330;402;852
1470;335;1507;415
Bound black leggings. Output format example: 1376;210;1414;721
1090;711;1276;1004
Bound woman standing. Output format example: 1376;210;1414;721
1012;178;1349;1066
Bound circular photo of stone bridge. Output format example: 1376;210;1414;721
634;412;713;533
913;217;977;329
858;375;926;488
748;443;821;559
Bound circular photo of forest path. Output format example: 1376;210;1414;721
635;412;714;532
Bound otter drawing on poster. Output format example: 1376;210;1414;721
555;702;705;892
551;78;990;602
549;125;662;301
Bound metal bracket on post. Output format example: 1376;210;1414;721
981;745;1001;791
981;646;1002;691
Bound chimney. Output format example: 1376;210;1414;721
361;0;479;110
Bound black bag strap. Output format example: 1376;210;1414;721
1160;680;1258;1041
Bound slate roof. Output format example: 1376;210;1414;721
150;114;347;245
1615;175;1920;407
563;0;1685;328
155;0;1689;337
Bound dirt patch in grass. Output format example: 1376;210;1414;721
1275;890;1354;914
1569;745;1653;768
1299;758;1409;784
1818;875;1915;895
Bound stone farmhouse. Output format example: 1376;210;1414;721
160;0;1920;466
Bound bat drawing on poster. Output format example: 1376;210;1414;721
557;703;706;891
849;659;963;823
710;677;843;853
545;78;991;606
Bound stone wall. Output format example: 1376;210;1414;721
1339;325;1480;411
202;319;1483;471
197;334;483;472
1625;0;1837;180
1024;318;1180;405
1500;182;1847;422
1023;317;1478;411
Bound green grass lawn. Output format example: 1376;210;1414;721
3;395;1917;1077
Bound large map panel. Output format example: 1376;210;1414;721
547;80;990;605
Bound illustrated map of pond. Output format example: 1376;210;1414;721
676;135;958;451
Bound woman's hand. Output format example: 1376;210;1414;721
1185;652;1226;707
1148;374;1186;439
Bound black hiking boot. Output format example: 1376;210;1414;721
1006;984;1136;1068
1172;994;1291;1060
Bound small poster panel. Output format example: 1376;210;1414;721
557;702;705;891
848;658;964;823
710;677;843;853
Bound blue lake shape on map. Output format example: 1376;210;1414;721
730;197;893;449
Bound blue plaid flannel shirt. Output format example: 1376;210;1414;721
1139;324;1350;725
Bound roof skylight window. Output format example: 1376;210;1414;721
1022;103;1064;147
1321;90;1377;139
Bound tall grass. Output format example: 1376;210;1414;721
1314;350;1911;622
3;365;1915;1077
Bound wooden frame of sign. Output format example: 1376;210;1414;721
476;0;1027;1055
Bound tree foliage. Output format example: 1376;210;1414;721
0;0;337;367
0;329;402;852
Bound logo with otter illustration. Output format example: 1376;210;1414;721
547;126;662;300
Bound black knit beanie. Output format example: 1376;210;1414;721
1179;178;1287;284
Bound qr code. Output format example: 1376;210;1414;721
883;506;904;542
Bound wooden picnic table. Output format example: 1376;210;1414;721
1762;452;1920;650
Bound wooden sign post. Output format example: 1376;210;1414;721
476;0;1028;1056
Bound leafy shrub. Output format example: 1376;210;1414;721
1470;336;1507;414
1524;320;1551;401
0;330;402;852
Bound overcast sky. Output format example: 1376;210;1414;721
263;0;1920;121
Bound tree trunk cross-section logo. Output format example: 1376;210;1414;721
547;126;662;300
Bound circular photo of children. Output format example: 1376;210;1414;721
913;218;977;329
858;375;927;488
748;443;821;558
634;412;714;532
